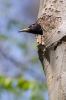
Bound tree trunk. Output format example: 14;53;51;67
36;0;66;100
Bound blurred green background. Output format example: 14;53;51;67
0;0;48;100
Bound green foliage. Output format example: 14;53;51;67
0;75;47;100
31;81;47;100
0;75;33;90
30;56;38;63
0;75;12;89
0;34;8;40
17;77;31;90
3;77;12;88
7;19;19;30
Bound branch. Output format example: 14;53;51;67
0;48;45;81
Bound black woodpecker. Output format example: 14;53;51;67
18;23;43;35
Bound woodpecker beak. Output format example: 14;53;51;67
18;28;30;32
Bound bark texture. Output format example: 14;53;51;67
36;0;66;100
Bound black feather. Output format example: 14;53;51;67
28;24;43;35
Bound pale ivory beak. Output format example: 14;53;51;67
18;28;30;32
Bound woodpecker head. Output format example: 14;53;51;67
18;23;43;35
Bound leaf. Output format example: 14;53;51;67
17;77;25;87
17;77;34;90
21;81;30;90
0;75;4;86
4;77;12;88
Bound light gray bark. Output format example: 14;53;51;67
36;0;66;100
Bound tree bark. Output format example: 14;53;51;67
36;0;66;100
